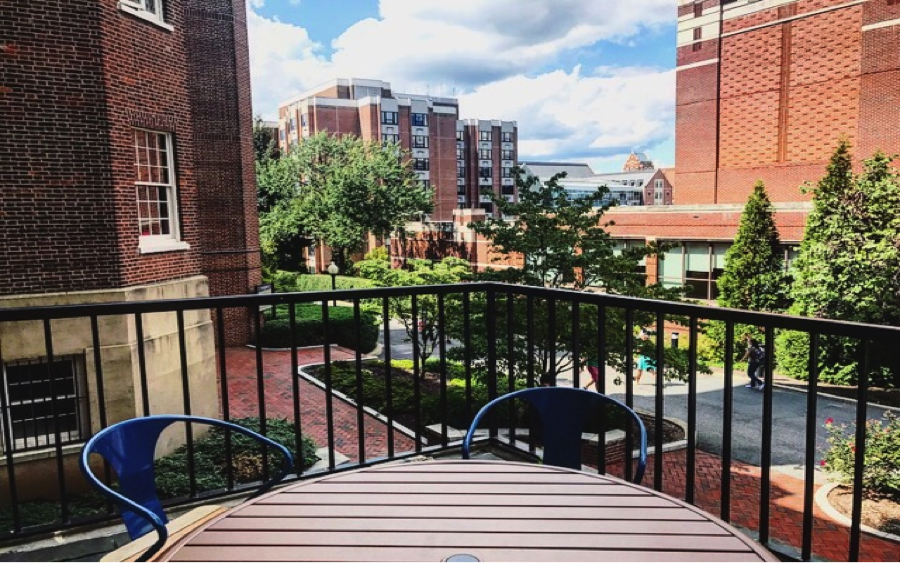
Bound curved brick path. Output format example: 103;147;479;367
220;346;899;562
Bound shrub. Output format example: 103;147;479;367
294;274;374;292
155;417;318;500
0;418;318;533
255;304;378;352
822;412;900;499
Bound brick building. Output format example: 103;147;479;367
603;0;900;298
278;79;517;230
0;0;259;489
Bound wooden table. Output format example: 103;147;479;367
158;459;776;562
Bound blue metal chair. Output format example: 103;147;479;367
79;415;294;562
461;387;648;484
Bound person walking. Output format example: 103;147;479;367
634;329;656;385
740;333;765;390
582;356;601;391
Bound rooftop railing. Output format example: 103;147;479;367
0;282;897;561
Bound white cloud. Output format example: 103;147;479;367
245;0;675;167
458;67;675;171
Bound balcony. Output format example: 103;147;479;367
0;283;896;561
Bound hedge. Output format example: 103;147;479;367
255;304;379;353
270;271;373;293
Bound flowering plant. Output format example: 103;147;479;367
822;412;900;499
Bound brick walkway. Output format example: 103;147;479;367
220;347;900;562
220;347;415;463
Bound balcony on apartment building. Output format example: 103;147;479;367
0;283;897;561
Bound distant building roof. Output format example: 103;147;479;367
518;161;595;182
587;170;656;185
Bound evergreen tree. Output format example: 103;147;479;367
716;180;790;312
777;141;900;386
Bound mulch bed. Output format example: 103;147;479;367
307;360;685;445
770;374;900;408
828;485;900;536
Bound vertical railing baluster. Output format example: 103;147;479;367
134;313;150;416
0;340;22;533
322;301;336;470
653;311;664;492
506;290;515;446
354;299;366;464
382;297;394;458
571;299;581;391
43;319;68;523
463;292;472;427
597;304;607;474
216;307;234;490
89;314;113;514
411;296;422;453
289;302;302;477
721;321;735;523
548;298;557;386
686;316;698;504
759;325;774;544
526;293;536;454
848;339;870;562
438;293;448;448
624;308;635;483
802;332;820;561
177;310;198;497
486;289;498;440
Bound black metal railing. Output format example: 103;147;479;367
0;282;897;561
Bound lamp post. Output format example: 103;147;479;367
326;261;339;307
671;332;680;349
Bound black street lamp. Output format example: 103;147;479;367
326;261;339;307
671;332;680;349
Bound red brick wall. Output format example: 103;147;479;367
311;105;361;136
0;1;209;295
431;113;459;222
0;2;119;294
676;0;897;206
606;208;808;242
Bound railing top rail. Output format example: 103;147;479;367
1;282;898;340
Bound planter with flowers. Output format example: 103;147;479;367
815;413;900;539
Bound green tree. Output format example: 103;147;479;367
253;115;279;162
706;181;791;360
356;248;472;368
777;142;900;386
717;180;790;311
256;146;308;272
458;170;695;385
257;132;433;272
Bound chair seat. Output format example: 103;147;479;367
101;505;226;562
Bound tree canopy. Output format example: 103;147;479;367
257;132;433;271
777;141;900;386
716;180;790;312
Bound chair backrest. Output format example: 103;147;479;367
462;387;648;483
80;415;294;559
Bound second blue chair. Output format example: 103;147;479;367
80;415;294;562
461;387;647;484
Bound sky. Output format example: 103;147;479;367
246;0;677;172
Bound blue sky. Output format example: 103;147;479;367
247;0;677;171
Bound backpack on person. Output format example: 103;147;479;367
751;343;766;363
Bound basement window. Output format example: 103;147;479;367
0;356;89;454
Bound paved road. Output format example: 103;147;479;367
376;325;895;481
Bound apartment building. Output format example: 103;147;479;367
278;79;517;224
605;0;900;298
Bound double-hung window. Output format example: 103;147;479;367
501;132;513;142
479;149;492;160
479;167;492;179
411;113;428;127
0;356;88;453
413;158;430;171
134;129;186;252
412;135;429;148
381;111;398;125
119;0;170;28
479;131;492;142
501;149;514;160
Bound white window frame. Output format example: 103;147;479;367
0;355;89;454
118;0;173;31
134;129;189;254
